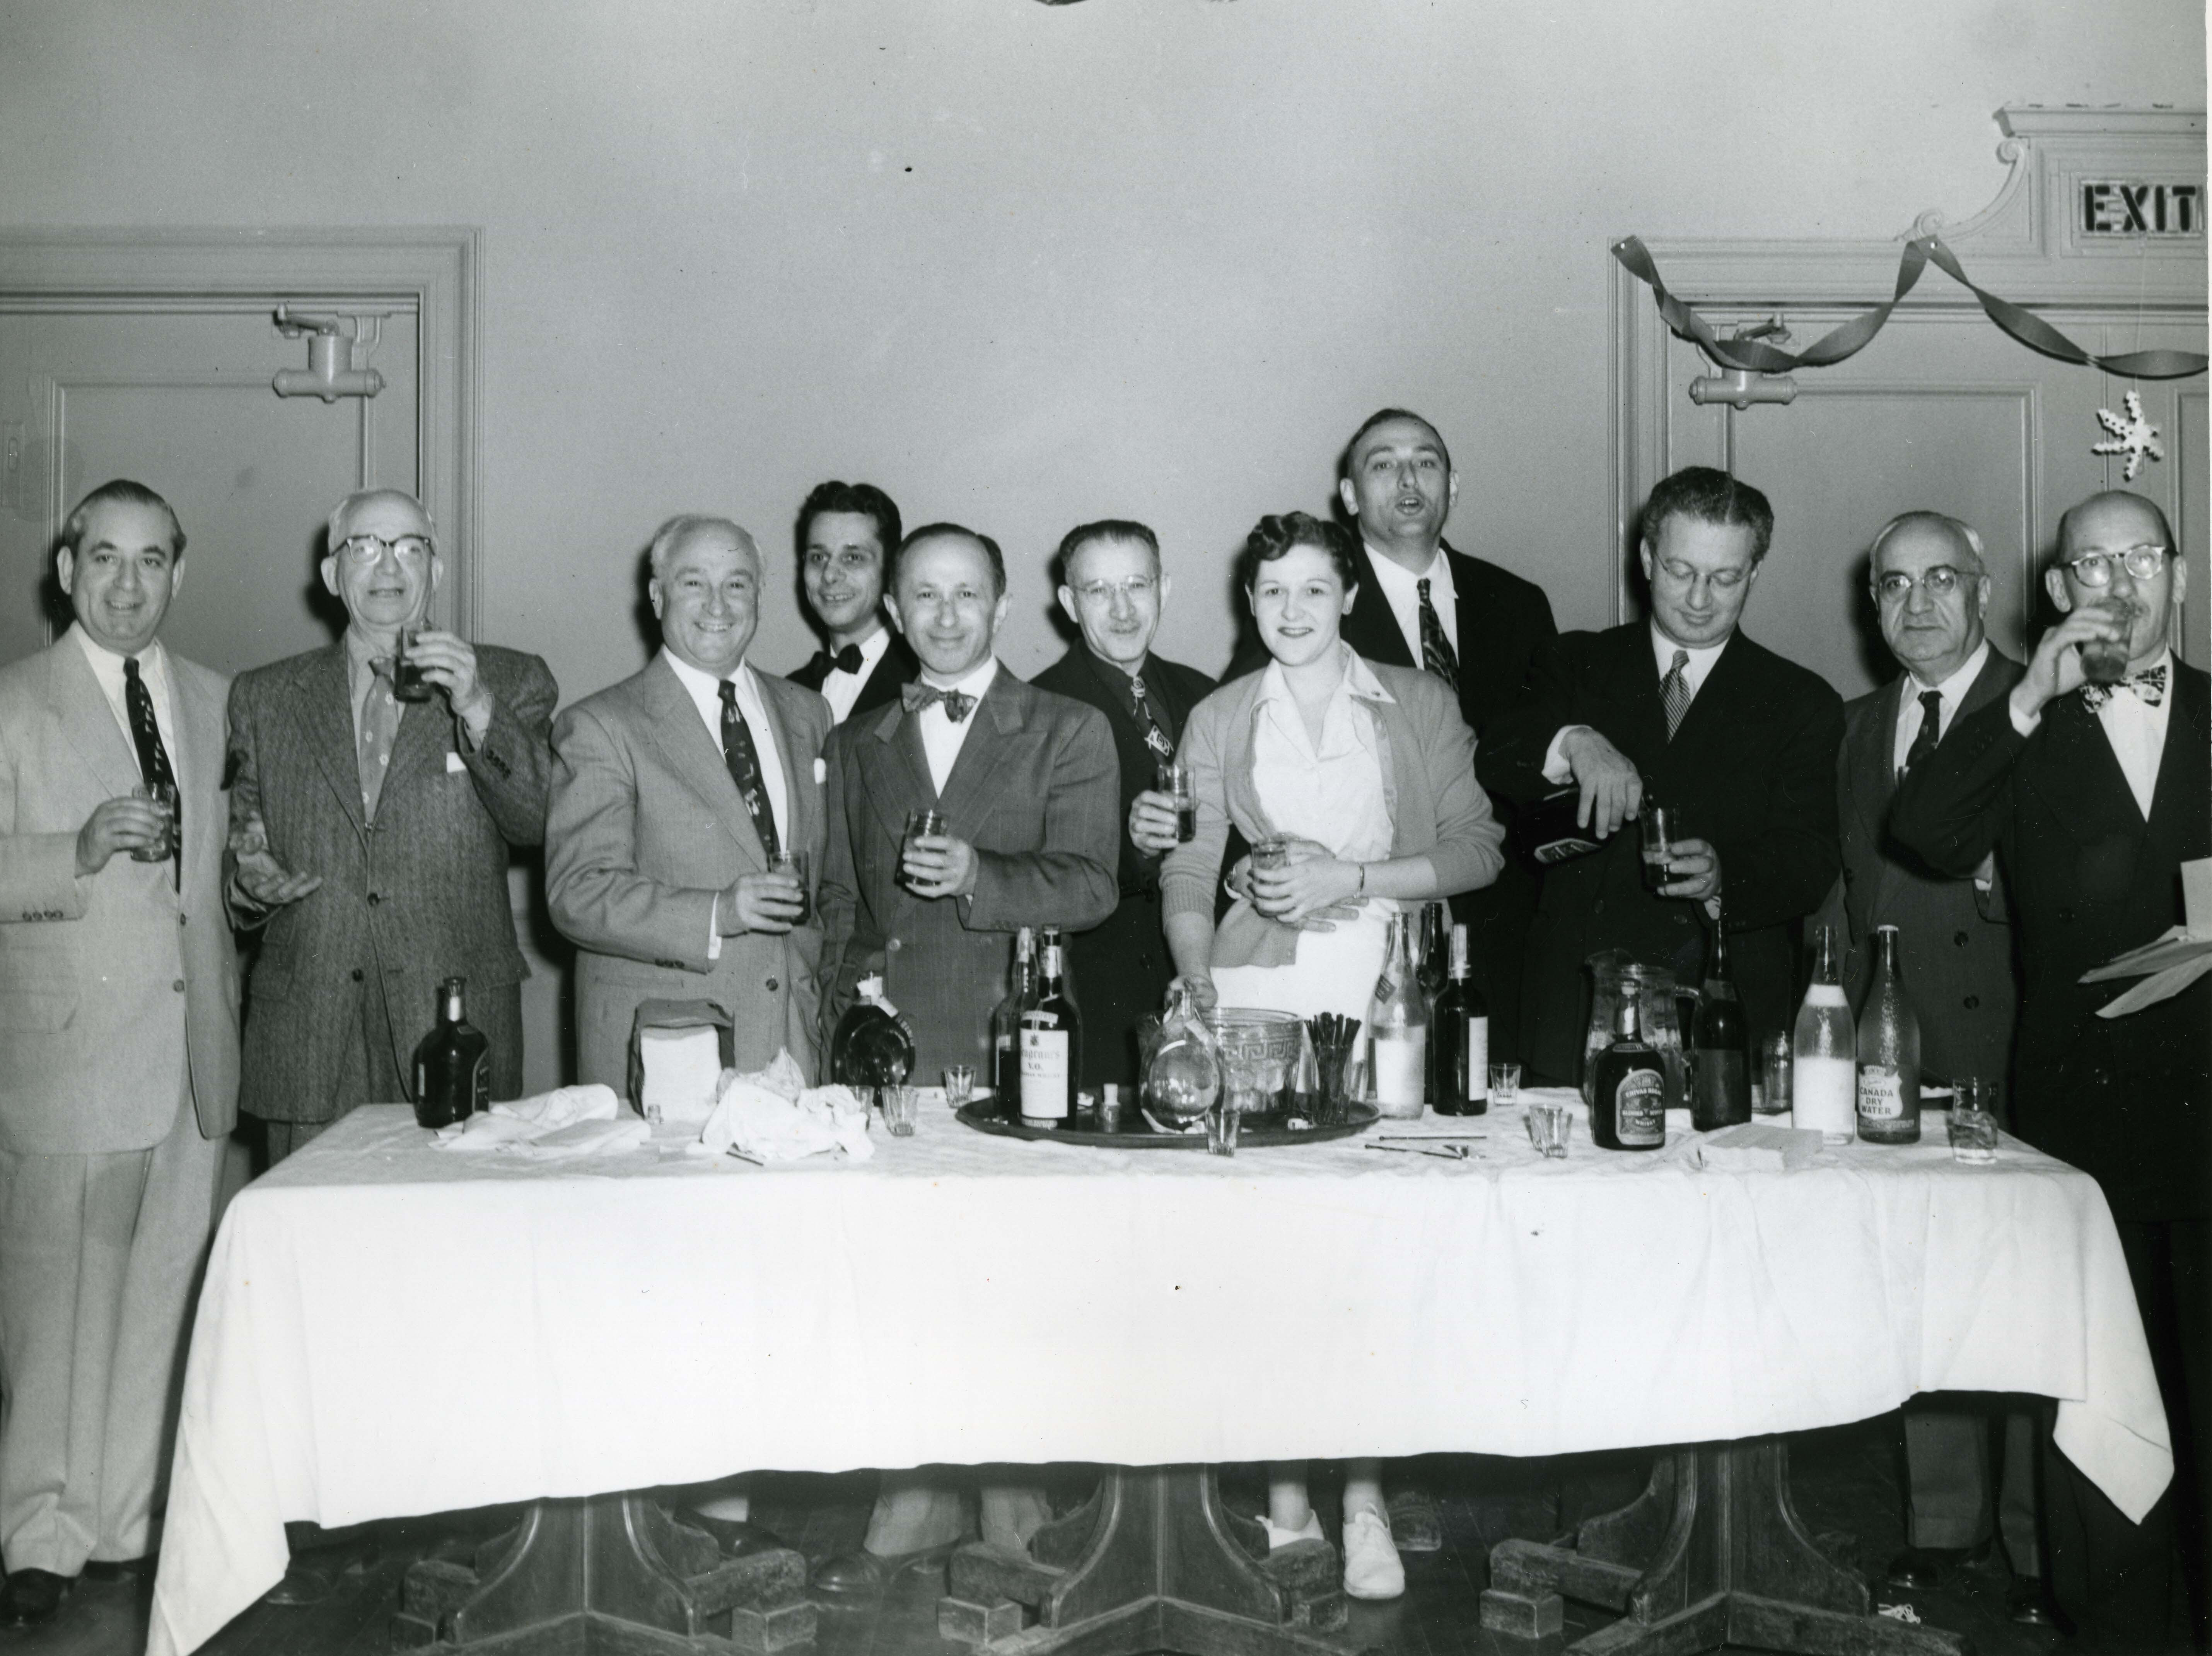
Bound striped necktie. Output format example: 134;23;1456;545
1661;649;1692;739
124;657;181;876
1417;578;1459;694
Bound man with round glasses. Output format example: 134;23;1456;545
1033;519;1214;1091
225;488;559;1170
1820;513;2043;1613
1893;490;2206;1646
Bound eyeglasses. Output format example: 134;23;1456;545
1873;565;1971;603
1072;576;1158;605
336;533;433;567
2062;544;2168;587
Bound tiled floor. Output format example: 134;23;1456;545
0;1414;2176;1655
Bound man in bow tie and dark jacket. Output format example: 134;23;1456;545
785;480;919;724
1893;490;2209;1648
1032;519;1214;1092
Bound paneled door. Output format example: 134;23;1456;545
0;304;420;675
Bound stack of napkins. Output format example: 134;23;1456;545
639;1024;729;1125
1676;1121;1824;1172
434;1084;649;1160
692;1050;873;1164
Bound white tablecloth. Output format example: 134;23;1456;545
149;1096;2170;1656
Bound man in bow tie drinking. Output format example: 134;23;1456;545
786;480;919;724
1893;490;2209;1647
812;523;1117;1594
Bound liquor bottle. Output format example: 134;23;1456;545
1791;926;1857;1144
1366;910;1429;1118
412;976;490;1129
1416;901;1449;1004
1690;910;1751;1130
1430;923;1490;1116
831;976;917;1098
1020;934;1081;1128
1854;924;1922;1144
1507;787;1605;867
1589;976;1666;1151
990;927;1038;1115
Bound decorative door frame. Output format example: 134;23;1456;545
1610;107;2208;627
0;227;482;634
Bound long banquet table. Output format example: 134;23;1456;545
149;1094;2171;1656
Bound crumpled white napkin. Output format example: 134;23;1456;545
691;1055;872;1163
1675;1121;1824;1172
435;1083;647;1159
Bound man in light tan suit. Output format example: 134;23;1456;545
0;481;239;1626
548;514;830;1085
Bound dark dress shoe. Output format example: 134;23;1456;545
1882;1541;1988;1591
82;1558;148;1584
2008;1575;2075;1634
0;1568;76;1627
684;1513;783;1559
811;1541;958;1601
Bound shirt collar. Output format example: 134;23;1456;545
1908;639;1990;702
1254;642;1394;709
1361;542;1449;598
831;624;893;677
1649;621;1729;676
662;648;754;701
70;621;166;681
918;656;999;701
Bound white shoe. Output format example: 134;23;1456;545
1261;1510;1325;1551
1341;1508;1405;1600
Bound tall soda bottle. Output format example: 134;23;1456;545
1690;908;1751;1130
1366;910;1429;1119
1792;926;1857;1144
1020;933;1081;1128
1854;924;1922;1144
990;927;1038;1114
412;977;491;1129
1430;923;1489;1116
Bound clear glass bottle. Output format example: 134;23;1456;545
989;927;1037;1116
412;976;490;1129
1020;934;1082;1128
1430;923;1489;1116
1792;927;1857;1145
1854;924;1922;1144
1366;910;1429;1120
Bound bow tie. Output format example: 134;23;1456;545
2081;662;2168;711
902;682;976;723
820;644;865;676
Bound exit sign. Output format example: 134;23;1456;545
2079;179;2203;237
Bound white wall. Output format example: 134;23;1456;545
2;0;2201;705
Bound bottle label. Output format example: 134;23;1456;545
471;1055;490;1117
1857;1065;1905;1121
1615;1069;1666;1146
1467;1017;1490;1102
1372;1031;1427;1109
1020;1028;1071;1120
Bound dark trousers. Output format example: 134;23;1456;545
2044;1218;2209;1649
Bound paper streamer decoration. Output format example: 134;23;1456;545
1614;235;2208;381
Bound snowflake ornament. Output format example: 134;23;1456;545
2093;389;2164;481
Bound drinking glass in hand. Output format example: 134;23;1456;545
1159;761;1197;843
130;782;178;861
901;809;948;891
392;628;434;703
1640;803;1680;894
767;848;811;924
1251;836;1290;873
2079;601;2133;685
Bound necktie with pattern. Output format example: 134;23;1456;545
1901;689;1944;777
1661;649;1692;739
901;682;976;723
358;668;401;819
717;681;781;860
1416;577;1459;694
123;656;181;873
1128;673;1174;761
2080;662;2169;712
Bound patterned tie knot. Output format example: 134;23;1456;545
902;682;976;723
719;679;737;708
2080;662;2168;712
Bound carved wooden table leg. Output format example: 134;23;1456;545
939;1463;1356;1656
1481;1438;1973;1655
392;1491;816;1655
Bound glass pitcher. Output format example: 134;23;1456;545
1582;955;1689;1111
1140;982;1222;1132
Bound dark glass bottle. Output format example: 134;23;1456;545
1020;936;1082;1128
1691;914;1751;1131
1507;787;1605;867
412;976;490;1129
988;927;1038;1118
831;976;917;1099
1589;983;1666;1152
1430;923;1490;1117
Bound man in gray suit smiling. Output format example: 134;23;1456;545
225;488;558;1164
547;514;831;1088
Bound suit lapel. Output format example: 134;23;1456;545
2143;670;2207;874
755;677;814;858
1851;678;1904;846
46;637;143;799
169;661;228;895
637;656;766;868
288;644;368;835
862;698;936;848
2022;693;2140;842
935;675;1020;830
1605;626;1671;771
1343;543;1416;670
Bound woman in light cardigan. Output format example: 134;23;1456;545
1144;510;1504;1601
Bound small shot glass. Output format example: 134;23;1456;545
1205;1098;1241;1157
1949;1076;1999;1165
942;1064;975;1108
1526;1099;1572;1159
881;1085;920;1137
1488;1063;1522;1109
1250;835;1291;873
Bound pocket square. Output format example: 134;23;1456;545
445;750;468;774
813;757;827;785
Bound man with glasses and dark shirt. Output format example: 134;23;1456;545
1893;491;2208;1648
